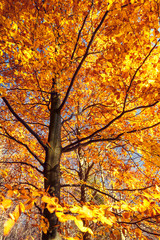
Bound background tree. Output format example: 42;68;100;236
1;0;160;239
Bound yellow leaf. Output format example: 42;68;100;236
19;202;25;213
23;50;32;59
12;22;18;31
74;218;85;231
14;205;21;221
143;199;150;208
100;215;113;226
70;206;80;213
0;169;8;176
47;203;56;213
1;199;12;209
82;206;93;219
74;218;93;235
42;196;59;213
56;212;75;222
121;202;131;211
153;193;160;199
42;195;51;203
4;218;15;236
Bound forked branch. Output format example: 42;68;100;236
2;97;47;150
59;9;110;111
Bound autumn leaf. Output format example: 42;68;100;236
81;205;93;219
4;218;15;236
42;195;53;204
1;199;12;210
3;202;25;236
122;212;130;220
42;195;59;213
24;199;35;210
74;218;93;235
56;212;75;222
1;0;160;238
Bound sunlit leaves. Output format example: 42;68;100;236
42;195;60;213
41;194;117;234
1;0;160;238
4;202;25;236
74;218;93;235
4;218;15;236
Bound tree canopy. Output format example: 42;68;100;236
1;0;160;239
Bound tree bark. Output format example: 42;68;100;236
43;90;62;240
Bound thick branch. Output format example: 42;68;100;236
0;129;44;166
59;3;133;112
2;97;47;150
62;112;124;152
63;120;160;152
59;9;109;111
62;101;159;152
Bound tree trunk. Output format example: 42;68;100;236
43;90;62;240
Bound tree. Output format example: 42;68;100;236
1;0;160;239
